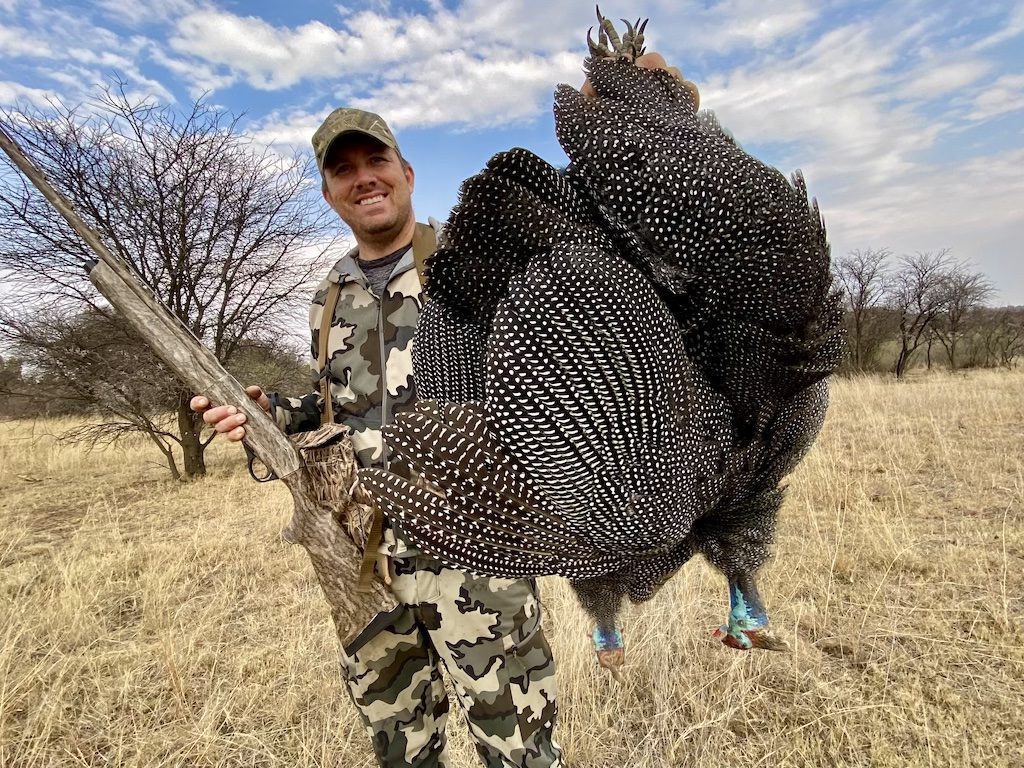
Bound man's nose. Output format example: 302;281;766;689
353;163;378;187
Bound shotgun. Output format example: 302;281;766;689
0;124;397;647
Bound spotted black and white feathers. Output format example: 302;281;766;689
359;18;844;640
369;152;745;602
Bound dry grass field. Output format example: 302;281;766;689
1;371;1022;767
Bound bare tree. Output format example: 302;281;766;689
833;248;892;371
0;352;40;418
2;305;314;478
4;306;192;475
971;307;1024;368
0;85;332;478
888;250;953;378
932;266;994;369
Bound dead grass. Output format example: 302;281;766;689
1;370;1022;767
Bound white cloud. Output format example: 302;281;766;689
157;1;590;131
823;146;1024;303
635;0;821;55
0;24;52;58
167;11;368;90
37;60;173;105
701;22;931;185
827;147;1024;236
23;4;126;54
64;47;175;102
349;51;582;129
243;47;581;144
247;109;325;150
968;73;1024;121
94;0;198;27
164;1;586;94
155;2;814;122
0;3;176;105
971;2;1024;50
0;79;57;107
690;0;819;51
147;45;238;96
899;60;991;100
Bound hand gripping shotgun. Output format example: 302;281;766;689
0;125;397;651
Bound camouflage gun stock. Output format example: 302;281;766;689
0;124;396;647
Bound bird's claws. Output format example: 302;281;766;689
713;625;790;652
596;648;625;682
599;12;621;51
586;28;611;59
591;6;646;61
620;18;646;57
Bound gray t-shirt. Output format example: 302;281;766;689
356;245;409;298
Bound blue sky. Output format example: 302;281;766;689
2;0;1023;304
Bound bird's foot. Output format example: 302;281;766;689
713;622;790;651
592;626;626;682
714;576;790;651
597;648;625;682
587;7;647;62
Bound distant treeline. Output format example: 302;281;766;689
0;323;313;481
0;329;312;418
833;248;1022;376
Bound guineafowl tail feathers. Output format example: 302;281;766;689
359;401;627;580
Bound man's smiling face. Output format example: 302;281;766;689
321;135;415;248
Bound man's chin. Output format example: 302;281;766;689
354;213;413;241
348;211;391;232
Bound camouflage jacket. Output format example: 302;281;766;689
272;237;428;476
272;222;444;558
271;227;438;556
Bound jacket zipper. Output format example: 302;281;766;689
377;291;389;471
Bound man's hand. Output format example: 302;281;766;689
190;385;270;442
581;51;700;109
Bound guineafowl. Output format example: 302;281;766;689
360;11;845;678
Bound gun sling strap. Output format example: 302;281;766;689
316;222;437;589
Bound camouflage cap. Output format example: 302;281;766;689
312;108;399;176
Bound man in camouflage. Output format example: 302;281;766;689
192;108;563;768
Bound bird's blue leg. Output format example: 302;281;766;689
713;573;789;651
572;575;628;680
592;624;625;681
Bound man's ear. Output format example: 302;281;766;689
321;182;339;214
404;162;415;193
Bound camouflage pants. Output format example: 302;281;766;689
340;556;564;768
